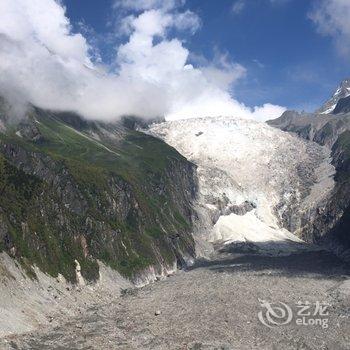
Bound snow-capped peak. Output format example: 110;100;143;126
317;78;350;114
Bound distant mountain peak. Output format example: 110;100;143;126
317;78;350;114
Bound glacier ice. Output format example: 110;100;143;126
148;116;335;253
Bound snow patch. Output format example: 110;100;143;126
210;210;303;245
320;104;336;114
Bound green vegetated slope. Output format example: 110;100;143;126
0;104;197;282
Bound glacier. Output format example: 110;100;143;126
148;116;335;254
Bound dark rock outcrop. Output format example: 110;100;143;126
333;95;350;115
317;78;350;114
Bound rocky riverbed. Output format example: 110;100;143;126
2;244;350;350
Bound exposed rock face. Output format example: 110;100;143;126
268;110;350;259
333;95;350;115
268;110;350;147
317;78;350;114
0;101;198;284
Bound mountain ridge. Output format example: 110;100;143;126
317;78;350;114
268;80;350;260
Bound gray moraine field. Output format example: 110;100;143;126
1;244;350;350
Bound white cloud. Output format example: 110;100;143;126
232;0;245;14
113;0;184;12
309;0;350;55
172;10;201;33
200;52;247;91
250;103;286;122
0;0;285;122
252;59;265;68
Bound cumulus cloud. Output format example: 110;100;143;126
0;0;285;121
309;0;350;55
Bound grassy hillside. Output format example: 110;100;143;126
0;107;197;282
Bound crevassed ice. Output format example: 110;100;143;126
148;116;334;250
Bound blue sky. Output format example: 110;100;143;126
63;0;350;112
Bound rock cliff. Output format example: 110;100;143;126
0;99;198;284
268;109;350;259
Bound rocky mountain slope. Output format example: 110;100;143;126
317;78;350;114
268;80;350;259
0;97;198;287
